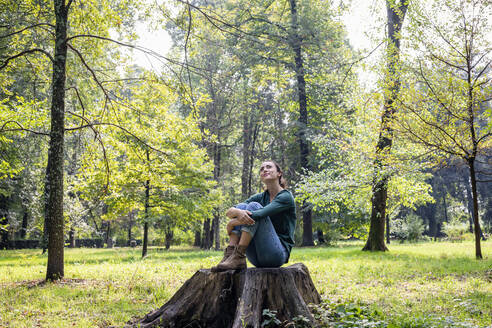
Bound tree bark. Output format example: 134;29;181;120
462;172;475;233
103;221;112;247
20;208;28;239
213;143;221;250
386;215;390;244
142;178;150;258
45;0;69;281
125;263;320;328
468;159;483;259
288;0;314;247
213;211;220;250
426;203;437;239
127;212;133;246
363;0;408;252
68;227;75;248
201;218;212;249
241;116;253;199
466;45;483;258
442;193;448;223
165;228;173;250
248;124;259;196
193;229;201;247
0;194;9;250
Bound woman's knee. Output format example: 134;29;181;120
246;201;263;211
235;203;248;210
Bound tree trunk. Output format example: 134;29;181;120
462;172;474;233
165;228;173;250
241;117;258;198
193;229;201;247
0;194;9;250
248;124;259;196
212;142;221;250
213;211;220;250
241;117;253;199
363;178;390;251
142;222;149;256
68;227;75;248
363;0;408;252
45;0;70;281
125;263;320;328
468;159;483;259
288;0;314;247
142;178;150;258
127;213;133;246
41;213;48;254
442;193;448;222
317;229;324;244
20;208;28;239
426;202;437;240
386;215;390;244
201;218;212;249
104;221;112;248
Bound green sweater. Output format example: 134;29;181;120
244;189;297;261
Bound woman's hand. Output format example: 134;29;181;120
226;208;255;225
236;209;255;225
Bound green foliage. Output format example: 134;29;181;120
391;213;426;242
297;81;434;240
442;220;470;242
397;0;492;166
75;79;216;238
311;299;385;327
261;309;282;327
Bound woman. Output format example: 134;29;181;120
212;160;296;271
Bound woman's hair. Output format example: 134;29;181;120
262;160;288;189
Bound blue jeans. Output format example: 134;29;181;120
233;202;288;268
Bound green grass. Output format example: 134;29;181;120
1;241;491;327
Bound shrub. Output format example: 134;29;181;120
310;299;385;327
391;214;425;242
405;214;425;241
442;220;469;242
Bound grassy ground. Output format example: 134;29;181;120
0;241;491;327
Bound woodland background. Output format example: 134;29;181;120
0;0;491;281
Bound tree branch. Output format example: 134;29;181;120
477;133;491;145
472;59;492;87
430;52;467;73
0;49;53;70
67;43;111;102
0;23;54;39
0;120;49;136
64;114;171;157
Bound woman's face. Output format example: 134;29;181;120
259;161;281;183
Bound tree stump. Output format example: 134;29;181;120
124;263;320;328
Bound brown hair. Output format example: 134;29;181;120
261;160;288;189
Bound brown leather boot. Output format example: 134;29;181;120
214;245;247;271
211;245;235;272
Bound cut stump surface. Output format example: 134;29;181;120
124;263;320;328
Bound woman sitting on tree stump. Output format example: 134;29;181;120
212;160;296;271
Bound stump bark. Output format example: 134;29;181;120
125;263;320;328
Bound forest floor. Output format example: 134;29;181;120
0;240;491;327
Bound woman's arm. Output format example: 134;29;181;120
249;191;294;220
